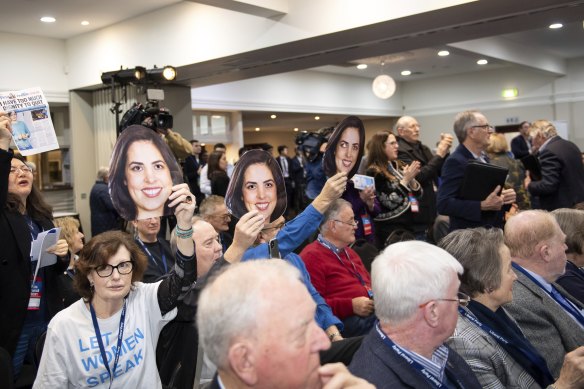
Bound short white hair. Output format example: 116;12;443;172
372;241;463;325
197;260;302;368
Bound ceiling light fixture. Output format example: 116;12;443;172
401;70;412;76
255;127;260;132
294;128;299;132
101;66;147;85
315;116;320;120
372;61;396;99
438;50;450;57
477;59;488;65
40;16;56;23
501;88;519;98
549;23;563;29
357;64;368;70
270;114;277;119
81;21;89;26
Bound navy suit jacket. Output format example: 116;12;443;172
437;144;505;231
511;135;530;160
349;328;480;388
528;136;584;211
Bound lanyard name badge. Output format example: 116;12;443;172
90;299;127;389
137;239;168;274
361;213;372;236
408;193;419;213
28;275;42;310
317;236;373;299
375;323;446;388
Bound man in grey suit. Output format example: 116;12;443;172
505;210;584;376
349;241;480;388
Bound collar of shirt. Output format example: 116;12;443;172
516;263;553;293
394;342;449;382
538;135;557;153
317;234;343;254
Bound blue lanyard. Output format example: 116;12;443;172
512;262;584;326
375;323;448;388
89;299;127;389
317;236;373;299
137;238;168;274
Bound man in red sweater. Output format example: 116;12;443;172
301;199;376;337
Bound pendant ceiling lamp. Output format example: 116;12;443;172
372;61;396;99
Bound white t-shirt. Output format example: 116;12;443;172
33;282;177;388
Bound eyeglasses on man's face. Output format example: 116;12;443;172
420;292;470;308
10;165;33;175
333;219;359;228
471;124;494;131
94;261;134;278
212;213;232;222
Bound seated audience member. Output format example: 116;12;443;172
349;241;481;388
241;172;347;261
301;199;375;337
54;217;85;307
504;210;584;376
197;260;374;389
89;167;121;236
159;212;264;389
437;110;516;231
34;184;196;388
441;228;584;388
199;195;233;252
258;216;363;365
552;208;584;304
525;120;584;211
133;216;175;283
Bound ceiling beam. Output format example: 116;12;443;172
187;0;287;18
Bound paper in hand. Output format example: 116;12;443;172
352;174;375;190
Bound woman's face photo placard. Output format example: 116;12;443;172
108;125;183;221
322;115;366;179
225;149;287;223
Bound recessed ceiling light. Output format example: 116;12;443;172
302;130;308;133
40;16;56;23
356;64;368;70
438;50;450;57
293;128;299;132
255;127;260;131
477;59;488;65
270;114;277;119
314;116;320;120
401;70;412;76
81;21;90;26
549;23;563;29
201;143;206;146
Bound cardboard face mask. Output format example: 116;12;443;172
225;149;287;223
109;125;183;222
322;116;365;179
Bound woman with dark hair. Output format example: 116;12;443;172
208;150;230;197
440;227;581;389
34;183;197;388
109;125;183;221
54;217;85;307
323;116;379;243
0;112;69;379
226;149;286;223
365;131;421;248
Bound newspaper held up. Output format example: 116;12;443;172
0;87;59;156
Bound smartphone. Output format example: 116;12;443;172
269;238;281;259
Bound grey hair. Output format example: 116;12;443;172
197;260;303;368
552;208;584;255
96;166;109;181
530;119;558;140
453;110;481;143
372;241;463;325
319;199;352;234
394;116;415;133
439;228;505;298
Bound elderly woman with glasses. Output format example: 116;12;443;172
440;227;583;389
34;183;197;388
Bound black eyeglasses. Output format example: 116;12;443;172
471;124;494;131
333;219;359;228
420;292;470;308
94;261;134;278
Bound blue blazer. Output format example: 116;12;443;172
349;328;480;388
437;144;506;231
511;135;530;160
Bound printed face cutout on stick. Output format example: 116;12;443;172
225;149;287;223
322;116;365;179
109;125;183;221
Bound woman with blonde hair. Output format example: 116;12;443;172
487;132;530;210
365;131;421;248
53;217;85;307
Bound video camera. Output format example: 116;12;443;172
119;101;173;133
295;126;334;162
